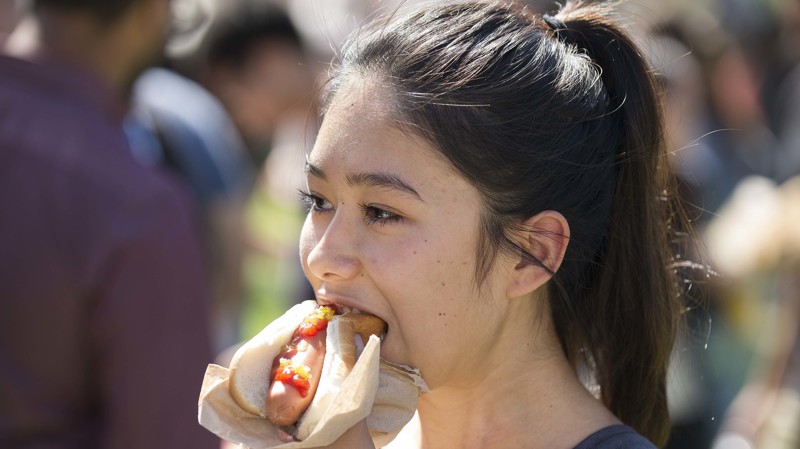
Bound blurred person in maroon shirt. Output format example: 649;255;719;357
0;0;219;447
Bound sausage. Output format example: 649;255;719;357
266;329;326;426
265;308;387;427
266;306;333;426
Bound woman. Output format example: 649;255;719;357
298;1;685;448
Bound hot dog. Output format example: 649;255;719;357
268;307;387;429
201;300;427;448
229;302;387;436
266;306;334;426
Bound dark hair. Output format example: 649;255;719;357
326;1;683;446
206;2;302;69
33;0;136;20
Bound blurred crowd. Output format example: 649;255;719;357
0;0;798;448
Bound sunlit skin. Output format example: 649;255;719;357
299;76;619;449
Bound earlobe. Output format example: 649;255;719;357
506;211;570;298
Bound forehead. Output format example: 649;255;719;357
308;77;484;209
322;76;394;131
310;77;447;174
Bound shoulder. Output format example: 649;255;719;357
131;68;252;194
0;58;184;208
0;65;194;239
1;59;127;177
572;425;657;449
132;67;242;145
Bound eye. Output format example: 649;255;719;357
359;203;404;226
298;190;333;214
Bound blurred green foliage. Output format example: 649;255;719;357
241;187;306;340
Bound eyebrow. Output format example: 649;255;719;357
304;161;424;201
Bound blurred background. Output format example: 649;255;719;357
1;0;799;448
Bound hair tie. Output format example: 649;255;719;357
542;14;567;33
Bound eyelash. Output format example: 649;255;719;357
298;190;332;213
359;203;403;226
298;190;404;226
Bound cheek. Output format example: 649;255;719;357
392;258;492;386
298;215;317;279
381;235;479;329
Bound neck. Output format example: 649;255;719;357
5;11;143;100
413;298;620;449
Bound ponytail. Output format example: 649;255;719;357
544;3;682;446
333;3;685;445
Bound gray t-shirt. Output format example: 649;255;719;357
574;425;657;449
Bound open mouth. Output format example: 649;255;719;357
329;304;388;342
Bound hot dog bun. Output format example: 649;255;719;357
229;301;317;417
293;313;386;439
228;305;388;429
343;313;387;346
199;302;427;448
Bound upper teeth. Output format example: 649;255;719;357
338;306;361;315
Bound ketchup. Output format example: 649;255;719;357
270;306;336;397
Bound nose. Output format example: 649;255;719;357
304;211;361;282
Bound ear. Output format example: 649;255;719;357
506;211;570;298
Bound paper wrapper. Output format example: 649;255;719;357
367;359;428;448
198;310;427;448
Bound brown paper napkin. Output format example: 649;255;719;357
198;334;427;448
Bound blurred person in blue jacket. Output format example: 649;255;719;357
126;65;254;354
0;0;218;447
125;0;313;352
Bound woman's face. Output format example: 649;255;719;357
299;78;513;389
